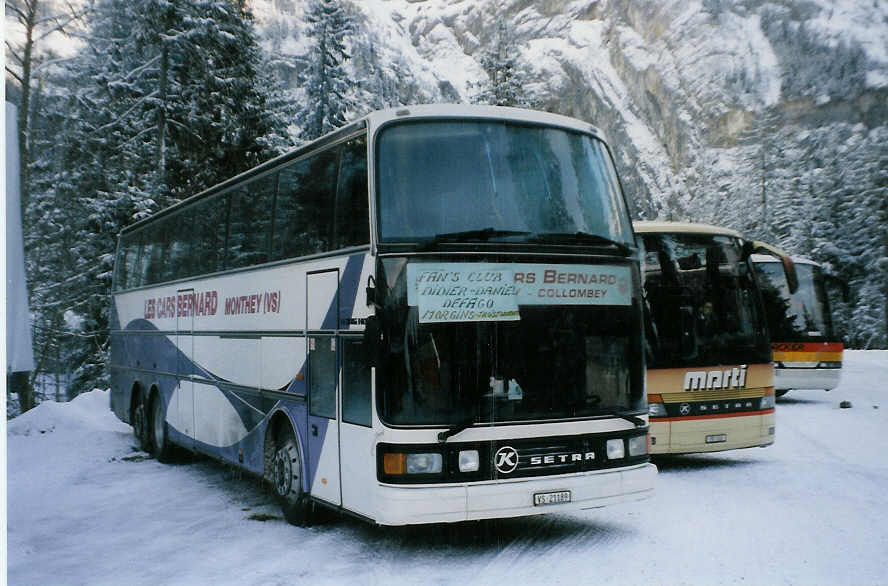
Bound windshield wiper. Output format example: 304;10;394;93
599;410;647;428
437;418;476;443
416;228;532;251
531;231;632;255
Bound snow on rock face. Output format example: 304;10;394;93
249;0;886;220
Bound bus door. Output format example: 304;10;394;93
339;337;375;517
176;288;195;448
307;270;341;506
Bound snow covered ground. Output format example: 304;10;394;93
6;351;886;585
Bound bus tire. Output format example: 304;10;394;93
132;390;151;452
272;428;309;526
149;392;173;463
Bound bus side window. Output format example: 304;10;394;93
168;209;195;281
342;338;371;426
191;192;227;276
274;149;338;261
143;222;169;286
227;175;275;270
333;137;369;250
117;232;142;290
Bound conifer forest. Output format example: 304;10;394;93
6;0;886;414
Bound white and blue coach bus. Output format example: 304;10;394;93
110;105;656;526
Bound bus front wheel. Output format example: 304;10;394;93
149;392;172;462
273;429;309;526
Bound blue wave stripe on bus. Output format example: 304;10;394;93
115;251;366;493
121;319;266;435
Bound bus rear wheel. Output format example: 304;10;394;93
132;393;150;452
272;429;309;526
149;393;172;462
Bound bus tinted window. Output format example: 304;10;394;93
342;338;371;426
333;137;369;249
116;232;142;290
116;133;369;290
755;262;834;339
641;232;769;368
227;175;276;270
192;193;227;277
142;225;168;285
377;121;632;244
168;209;194;280
273;148;337;260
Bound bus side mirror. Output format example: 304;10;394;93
751;240;799;294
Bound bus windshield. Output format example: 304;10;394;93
754;262;834;341
376;260;645;427
640;232;770;368
376;120;633;247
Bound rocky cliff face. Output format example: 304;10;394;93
252;0;886;221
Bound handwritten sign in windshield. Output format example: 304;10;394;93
408;263;631;323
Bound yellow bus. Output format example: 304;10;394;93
634;222;796;454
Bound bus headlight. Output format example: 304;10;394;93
760;395;776;410
383;452;444;475
648;402;667;417
458;449;480;472
648;394;666;418
406;453;443;474
606;438;625;459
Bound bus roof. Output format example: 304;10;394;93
632;221;743;238
751;254;819;266
364;104;603;138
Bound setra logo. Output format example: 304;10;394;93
494;446;519;474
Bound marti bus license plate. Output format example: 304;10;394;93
533;490;571;506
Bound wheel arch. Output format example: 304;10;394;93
263;408;306;489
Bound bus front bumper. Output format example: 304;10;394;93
775;366;841;391
373;463;657;526
649;410;776;455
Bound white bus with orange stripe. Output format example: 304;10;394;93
634;223;796;454
752;255;843;396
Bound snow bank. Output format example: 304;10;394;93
7;388;123;437
7;354;887;586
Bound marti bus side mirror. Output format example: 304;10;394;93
748;240;799;294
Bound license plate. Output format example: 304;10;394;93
533;490;571;506
706;434;727;444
